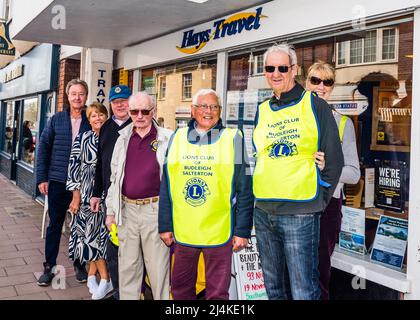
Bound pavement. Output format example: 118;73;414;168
0;174;91;300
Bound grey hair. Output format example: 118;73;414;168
65;79;89;96
128;91;155;108
263;43;297;67
192;89;221;106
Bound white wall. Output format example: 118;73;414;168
9;0;54;39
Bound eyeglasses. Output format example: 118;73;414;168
265;65;294;73
309;76;334;87
193;104;220;111
129;108;153;116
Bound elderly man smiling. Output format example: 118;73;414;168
105;91;172;300
252;44;344;300
158;89;254;300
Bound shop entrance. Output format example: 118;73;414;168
2;100;21;180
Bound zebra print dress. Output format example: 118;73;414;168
66;130;108;264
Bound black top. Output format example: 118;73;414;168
255;83;344;215
92;117;132;199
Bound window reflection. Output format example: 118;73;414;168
20;98;38;166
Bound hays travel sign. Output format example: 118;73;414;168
177;7;266;55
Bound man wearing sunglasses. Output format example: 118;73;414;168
105;92;173;300
252;44;344;300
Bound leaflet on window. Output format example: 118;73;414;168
339;206;365;255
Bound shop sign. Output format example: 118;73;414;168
177;7;266;55
374;159;408;213
119;69;129;85
0;21;15;56
92;63;112;105
330;100;368;115
3;64;24;83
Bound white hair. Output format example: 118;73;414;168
263;43;297;67
128;91;155;108
192;89;221;106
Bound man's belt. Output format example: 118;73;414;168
122;195;159;205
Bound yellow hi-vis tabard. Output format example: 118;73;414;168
253;91;320;201
166;127;237;247
338;115;348;143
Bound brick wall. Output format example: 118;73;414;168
16;166;34;197
57;59;81;112
0;156;11;179
398;21;413;82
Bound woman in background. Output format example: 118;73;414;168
306;61;361;300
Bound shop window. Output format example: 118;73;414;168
254;54;264;75
382;29;396;60
3;101;14;154
141;58;217;130
336;27;397;67
159;76;166;100
182;73;192;100
226;20;412;274
20;97;38;166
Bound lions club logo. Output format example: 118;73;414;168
150;140;158;152
268;139;298;158
183;178;210;207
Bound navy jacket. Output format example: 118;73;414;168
36;108;91;185
158;119;254;240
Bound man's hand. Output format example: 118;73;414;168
160;232;174;247
90;197;101;213
38;182;48;195
314;151;325;171
105;215;116;231
232;236;249;252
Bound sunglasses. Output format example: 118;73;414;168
129;108;153;116
309;76;334;87
265;65;294;73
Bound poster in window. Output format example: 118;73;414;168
226;91;242;121
232;229;268;300
370;215;408;269
374;159;408;213
243;90;258;121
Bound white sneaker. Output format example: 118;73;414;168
92;279;113;300
87;275;98;294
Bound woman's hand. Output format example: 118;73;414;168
69;190;81;215
314;151;325;171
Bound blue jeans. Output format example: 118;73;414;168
45;180;72;267
254;207;321;300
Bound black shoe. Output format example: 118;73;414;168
74;265;88;283
37;263;55;286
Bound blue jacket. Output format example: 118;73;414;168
36;108;91;185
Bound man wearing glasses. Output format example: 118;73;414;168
252;44;344;300
105;92;173;300
158;89;254;300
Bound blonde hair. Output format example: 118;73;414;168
307;61;336;82
86;102;108;120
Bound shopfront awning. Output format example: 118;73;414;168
11;0;272;49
